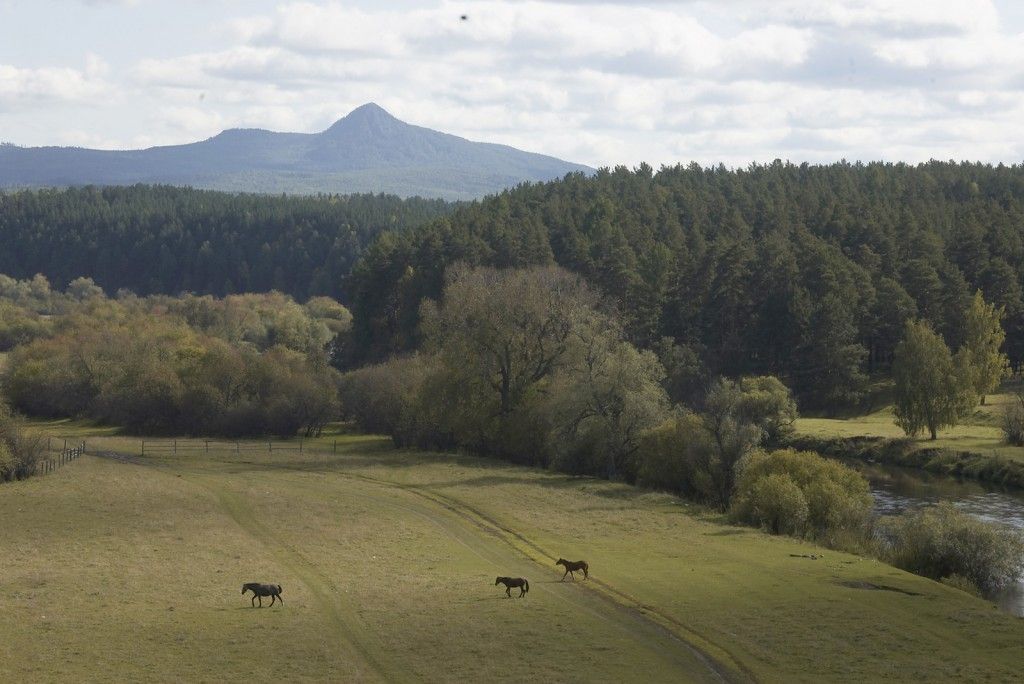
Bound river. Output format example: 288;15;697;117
848;460;1024;616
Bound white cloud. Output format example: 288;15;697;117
3;0;1024;167
0;61;111;109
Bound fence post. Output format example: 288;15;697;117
174;440;177;456
205;440;209;455
300;438;303;454
268;441;272;454
333;439;337;455
141;441;145;457
236;442;240;455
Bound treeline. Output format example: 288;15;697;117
347;161;1024;409
0;185;451;301
339;264;1024;596
0;275;347;437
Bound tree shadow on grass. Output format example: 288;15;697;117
702;528;749;536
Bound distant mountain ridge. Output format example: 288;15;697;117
0;103;593;200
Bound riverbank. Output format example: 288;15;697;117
787;434;1024;489
792;393;1024;489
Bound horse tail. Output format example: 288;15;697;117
524;580;529;593
277;585;283;594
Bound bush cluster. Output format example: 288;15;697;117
878;503;1024;595
2;292;346;438
729;449;873;542
1002;394;1024;446
0;404;45;482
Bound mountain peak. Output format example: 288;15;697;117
324;103;402;136
0;104;593;200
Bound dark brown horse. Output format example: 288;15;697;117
242;582;283;607
556;558;589;581
495;576;529;597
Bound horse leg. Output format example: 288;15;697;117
269;595;276;607
561;569;569;581
251;594;257;607
277;594;283;605
505;586;511;597
519;586;526;597
258;595;263;607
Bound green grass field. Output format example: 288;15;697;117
2;427;1023;682
796;391;1024;460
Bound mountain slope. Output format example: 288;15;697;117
0;103;592;200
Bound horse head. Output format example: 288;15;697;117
556;558;566;566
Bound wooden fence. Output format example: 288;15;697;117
37;439;86;476
138;438;338;457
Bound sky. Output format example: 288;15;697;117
1;0;1023;168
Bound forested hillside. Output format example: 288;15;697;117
348;160;1024;407
0;185;451;300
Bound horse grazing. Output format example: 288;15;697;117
556;558;589;581
242;582;283;607
495;576;529;597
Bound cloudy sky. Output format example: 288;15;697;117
2;0;1023;168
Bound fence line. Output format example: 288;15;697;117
33;436;343;467
139;437;328;457
36;439;86;476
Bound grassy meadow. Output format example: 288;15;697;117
796;391;1024;461
2;425;1023;682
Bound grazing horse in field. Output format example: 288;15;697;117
242;583;283;607
556;558;589;581
495;576;529;597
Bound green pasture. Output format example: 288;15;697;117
1;427;1022;682
796;392;1024;461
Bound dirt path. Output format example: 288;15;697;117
333;472;750;684
207;483;395;683
94;450;747;682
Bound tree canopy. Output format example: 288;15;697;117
893;320;975;440
346;160;1024;407
0;185;451;302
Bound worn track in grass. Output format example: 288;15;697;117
98;449;742;682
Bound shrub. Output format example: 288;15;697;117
730;449;872;541
734;473;809;535
0;405;45;482
879;503;1024;595
338;355;435;442
941;574;983;598
3;313;340;438
1002;394;1024;446
635;413;712;500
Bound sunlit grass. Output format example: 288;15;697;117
796;392;1024;461
2;432;1023;681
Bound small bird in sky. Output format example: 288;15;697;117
460;14;468;21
